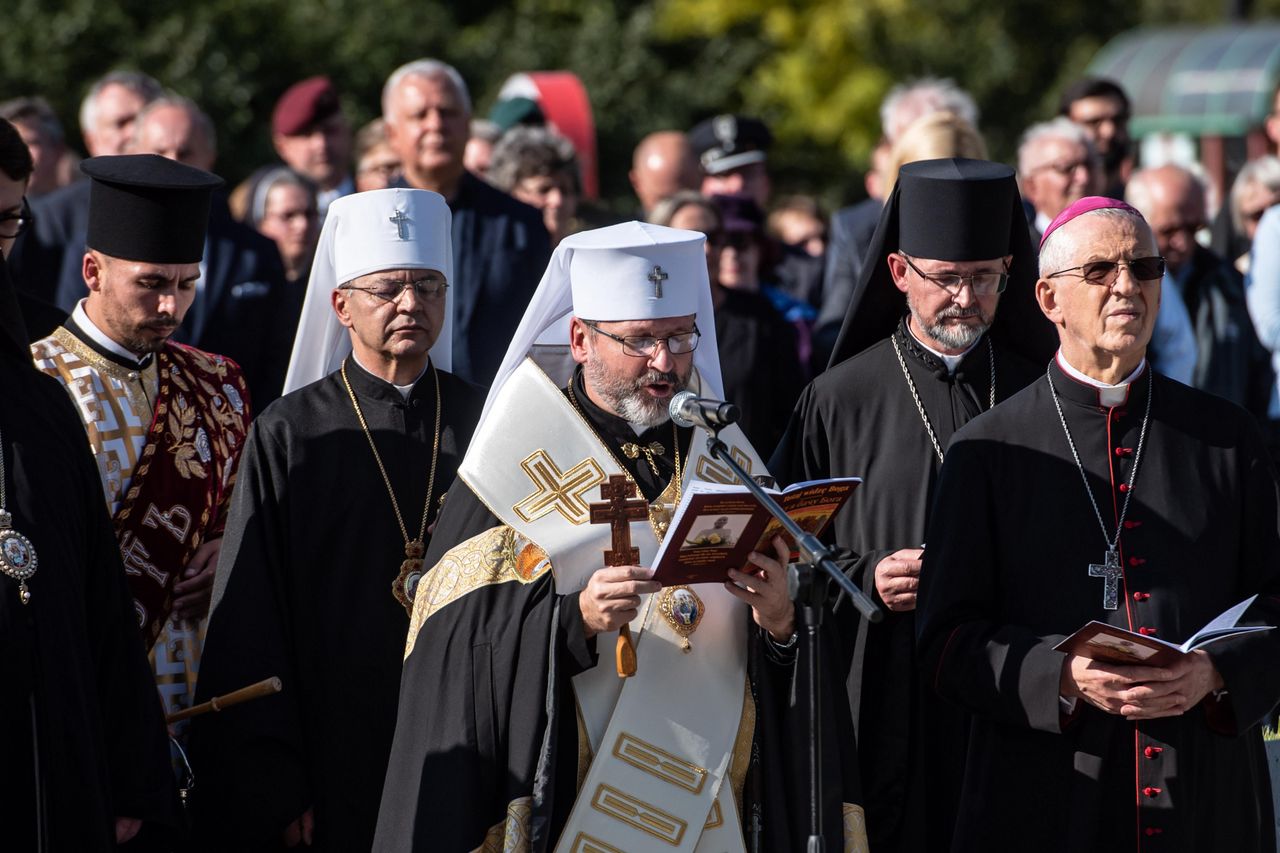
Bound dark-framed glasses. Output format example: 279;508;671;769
899;253;1008;296
1046;256;1165;286
582;320;701;357
0;197;32;240
341;275;448;302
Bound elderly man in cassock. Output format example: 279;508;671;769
0;252;175;848
374;222;866;852
771;157;1056;852
29;154;252;733
917;197;1280;852
188;189;485;850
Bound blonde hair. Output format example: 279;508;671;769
881;111;987;194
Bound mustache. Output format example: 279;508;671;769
634;369;680;388
936;305;984;320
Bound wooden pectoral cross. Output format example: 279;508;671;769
589;475;648;677
1088;549;1122;611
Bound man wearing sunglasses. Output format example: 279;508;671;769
772;157;1055;853
190;188;485;851
917;197;1280;851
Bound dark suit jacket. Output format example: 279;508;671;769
15;184;288;407
396;171;551;387
813;197;880;371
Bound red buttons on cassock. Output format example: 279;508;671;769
1133;592;1151;601
1143;786;1162;797
1115;447;1134;456
1138;626;1158;636
1129;556;1146;566
1144;746;1164;758
1118;483;1130;493
1145;827;1164;836
1124;520;1143;529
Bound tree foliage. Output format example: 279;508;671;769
0;0;1250;211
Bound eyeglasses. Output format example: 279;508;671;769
708;231;755;251
1046;256;1165;286
0;198;31;240
582;320;701;357
899;253;1008;296
341;276;448;302
1030;159;1090;178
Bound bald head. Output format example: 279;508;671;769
630;131;700;215
1125;164;1205;275
132;98;216;172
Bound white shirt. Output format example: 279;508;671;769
351;352;429;400
72;300;146;364
907;325;983;375
1056;350;1147;407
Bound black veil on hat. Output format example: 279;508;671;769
826;157;1057;368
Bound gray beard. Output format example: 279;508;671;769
912;302;991;350
584;358;685;428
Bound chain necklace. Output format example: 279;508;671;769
892;332;995;464
1046;365;1153;611
341;360;442;614
0;427;38;604
566;378;682;536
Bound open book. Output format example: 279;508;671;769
1053;595;1274;667
647;477;861;586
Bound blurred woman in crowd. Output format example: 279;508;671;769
354;118;402;193
243;167;320;285
1231;156;1280;276
488;125;581;246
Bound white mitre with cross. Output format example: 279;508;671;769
283;187;454;394
478;220;725;430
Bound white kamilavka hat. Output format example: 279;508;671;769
283;187;453;394
477;220;725;429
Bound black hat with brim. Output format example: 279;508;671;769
82;154;223;265
827;157;1057;368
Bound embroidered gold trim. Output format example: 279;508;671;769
842;803;870;853
728;679;756;816
704;799;723;829
611;733;708;794
513;450;607;525
569;833;624;853
590;784;686;846
474;796;532;853
48;326;161;410
694;446;753;486
404;526;550;658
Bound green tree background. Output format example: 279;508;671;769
0;0;1264;211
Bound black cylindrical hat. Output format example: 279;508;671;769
82;154;223;264
827;157;1057;368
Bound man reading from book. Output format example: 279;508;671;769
916;197;1280;852
374;222;866;852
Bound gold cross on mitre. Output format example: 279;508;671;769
513;450;607;525
648;265;668;298
389;209;410;240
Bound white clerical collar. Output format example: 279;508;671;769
1056;350;1147;407
72;300;146;364
907;325;982;375
351;352;429;400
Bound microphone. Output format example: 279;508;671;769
669;390;740;431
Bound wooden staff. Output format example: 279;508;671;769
166;676;283;724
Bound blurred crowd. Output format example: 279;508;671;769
4;63;1280;452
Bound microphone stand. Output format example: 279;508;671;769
702;428;881;852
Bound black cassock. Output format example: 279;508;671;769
917;358;1280;853
188;359;484;851
0;359;174;851
373;368;861;852
769;321;1042;853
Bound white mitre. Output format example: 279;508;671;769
282;188;454;394
478;220;725;428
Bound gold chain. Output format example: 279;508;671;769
340;359;442;550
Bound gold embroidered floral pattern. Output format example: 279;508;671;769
842;803;870;853
475;796;532;853
405;526;552;658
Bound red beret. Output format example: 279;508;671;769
272;76;341;137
